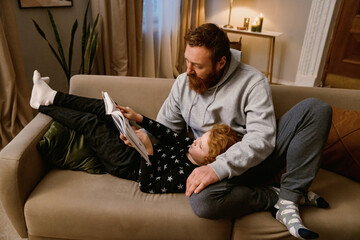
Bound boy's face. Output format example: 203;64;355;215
188;131;211;165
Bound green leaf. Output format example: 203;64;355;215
86;14;100;74
47;10;68;77
92;14;100;32
47;42;68;77
81;0;90;68
68;20;78;82
32;18;67;77
32;20;47;40
88;36;98;74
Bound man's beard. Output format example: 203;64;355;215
188;68;221;94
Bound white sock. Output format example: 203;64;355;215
275;198;319;239
30;70;56;109
300;191;329;208
41;76;50;84
270;186;329;208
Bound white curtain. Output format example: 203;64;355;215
142;0;181;78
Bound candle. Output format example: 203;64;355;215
258;13;264;32
251;17;259;32
243;18;250;30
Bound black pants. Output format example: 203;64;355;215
39;92;140;180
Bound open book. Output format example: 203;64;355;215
102;91;151;165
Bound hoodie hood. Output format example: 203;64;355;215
207;49;242;92
186;49;242;134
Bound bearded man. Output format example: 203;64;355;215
156;23;332;239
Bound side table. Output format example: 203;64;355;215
222;27;283;83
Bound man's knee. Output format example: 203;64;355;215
303;98;332;121
189;191;220;219
189;180;232;219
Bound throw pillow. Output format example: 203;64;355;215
37;121;106;174
322;107;360;182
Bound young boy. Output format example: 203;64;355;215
118;106;241;193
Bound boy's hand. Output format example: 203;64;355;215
116;106;143;123
134;130;154;155
120;133;133;147
119;125;137;147
120;130;153;156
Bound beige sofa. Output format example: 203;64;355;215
1;75;360;240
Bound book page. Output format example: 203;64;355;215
102;92;151;165
102;91;116;114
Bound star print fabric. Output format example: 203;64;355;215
137;116;197;193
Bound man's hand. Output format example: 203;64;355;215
185;165;220;197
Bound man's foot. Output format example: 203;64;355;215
270;187;329;209
30;70;56;109
300;191;329;208
272;198;319;239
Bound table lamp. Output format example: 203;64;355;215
224;0;234;28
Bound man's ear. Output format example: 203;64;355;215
217;56;227;71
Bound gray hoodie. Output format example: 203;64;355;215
156;49;276;180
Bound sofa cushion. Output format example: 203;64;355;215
232;169;360;240
322;107;360;182
37;121;105;174
24;170;232;240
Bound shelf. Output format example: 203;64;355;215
222;27;283;38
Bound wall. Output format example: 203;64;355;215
14;0;91;93
14;0;312;88
205;0;312;85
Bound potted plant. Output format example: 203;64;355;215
32;0;100;85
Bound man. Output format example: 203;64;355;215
156;23;332;239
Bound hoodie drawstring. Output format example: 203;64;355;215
202;86;219;125
187;94;199;132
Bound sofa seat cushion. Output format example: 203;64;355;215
24;169;232;240
232;169;360;240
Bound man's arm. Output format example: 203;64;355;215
210;81;276;179
156;75;187;133
186;81;276;195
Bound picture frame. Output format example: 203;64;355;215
19;0;73;8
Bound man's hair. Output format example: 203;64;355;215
184;23;231;64
204;124;241;164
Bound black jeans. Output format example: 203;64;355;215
189;98;332;219
39;92;140;180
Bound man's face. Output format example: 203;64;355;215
184;45;224;94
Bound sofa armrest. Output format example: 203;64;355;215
0;113;52;238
